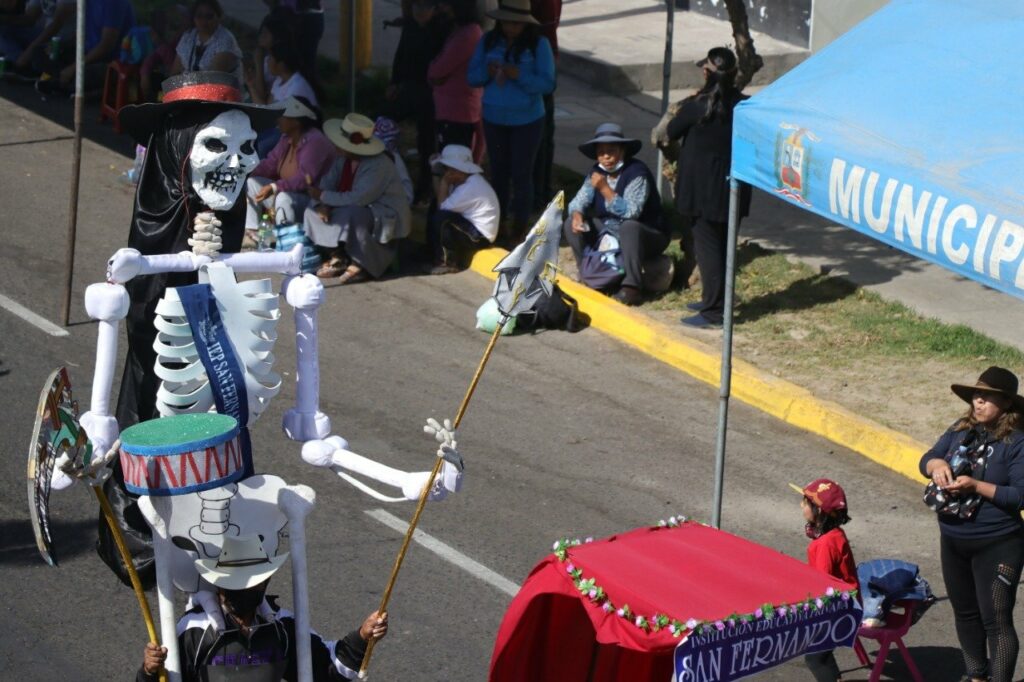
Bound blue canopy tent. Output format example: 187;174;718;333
710;0;1024;525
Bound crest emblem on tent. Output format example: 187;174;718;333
775;124;818;207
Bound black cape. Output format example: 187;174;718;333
99;108;247;588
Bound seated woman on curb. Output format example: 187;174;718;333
563;122;669;306
245;96;336;245
304;114;411;285
426;144;500;274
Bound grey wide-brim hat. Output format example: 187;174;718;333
578;122;642;159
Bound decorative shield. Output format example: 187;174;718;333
27;368;91;567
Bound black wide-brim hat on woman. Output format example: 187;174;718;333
119;71;283;146
578;122;642;160
951;366;1024;413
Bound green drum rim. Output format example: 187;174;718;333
120;413;240;456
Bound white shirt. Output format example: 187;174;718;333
176;26;243;85
441;173;500;241
270;72;318;107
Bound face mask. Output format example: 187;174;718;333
599;160;624;174
221;586;266;619
190;110;259;210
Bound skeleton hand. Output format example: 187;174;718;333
424;417;464;472
188;211;223;258
63;438;119;486
106;248;144;283
80;411;120;468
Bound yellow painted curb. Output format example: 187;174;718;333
469;247;928;483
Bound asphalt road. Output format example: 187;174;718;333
0;89;1011;681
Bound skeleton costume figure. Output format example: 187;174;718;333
99;72;282;586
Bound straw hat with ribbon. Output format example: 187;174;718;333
487;0;540;25
324;113;385;156
951;366;1024;412
195;534;289;591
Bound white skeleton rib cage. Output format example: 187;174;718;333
62;110;463;682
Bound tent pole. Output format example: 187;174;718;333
656;0;674;198
711;179;740;529
61;0;86;326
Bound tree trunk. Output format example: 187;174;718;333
722;0;764;90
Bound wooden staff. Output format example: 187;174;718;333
93;484;167;682
358;321;506;678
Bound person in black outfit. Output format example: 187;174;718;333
920;366;1024;682
386;0;451;203
665;47;750;329
138;534;387;681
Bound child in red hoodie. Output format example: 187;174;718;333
792;478;857;682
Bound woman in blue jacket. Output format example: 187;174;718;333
920;366;1024;682
468;0;554;243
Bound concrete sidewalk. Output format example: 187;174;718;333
219;0;1024;352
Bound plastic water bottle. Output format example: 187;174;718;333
257;213;274;252
49;37;61;63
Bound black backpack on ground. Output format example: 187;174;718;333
516;284;587;333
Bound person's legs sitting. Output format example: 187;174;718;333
617;219;670;302
436;211;485;271
245;176;274;230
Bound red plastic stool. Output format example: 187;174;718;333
99;61;140;133
853;600;925;682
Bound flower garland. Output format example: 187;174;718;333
551;515;858;639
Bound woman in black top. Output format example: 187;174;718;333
665;47;750;329
920;366;1024;682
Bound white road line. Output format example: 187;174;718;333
364;508;520;597
0;293;69;337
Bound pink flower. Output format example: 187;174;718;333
825;587;836;597
777;607;788;617
602;602;614;613
566;563;576;574
588;589;598;599
685;618;698;630
616;607;627;617
715;620;725;631
727;618;736;628
841;592;851;601
585;536;594;543
754;608;763;618
815;598;824;609
635;616;645;627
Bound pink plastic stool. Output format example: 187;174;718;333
852;600;924;682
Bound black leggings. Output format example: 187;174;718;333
941;530;1024;682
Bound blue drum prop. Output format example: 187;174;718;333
119;413;243;496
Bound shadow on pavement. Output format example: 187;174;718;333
0;81;136;161
842;644;965;682
0;517;96;567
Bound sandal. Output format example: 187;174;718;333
338;265;370;285
316;258;345;279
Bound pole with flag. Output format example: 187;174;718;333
357;192;566;678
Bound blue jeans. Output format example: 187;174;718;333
483;116;544;238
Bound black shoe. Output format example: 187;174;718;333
612;286;643;306
680;313;722;329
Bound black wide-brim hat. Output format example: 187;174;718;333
119;72;284;146
951;366;1024;412
578;122;642;160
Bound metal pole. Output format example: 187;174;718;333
656;0;674;198
61;0;86;326
348;0;357;112
711;179;740;529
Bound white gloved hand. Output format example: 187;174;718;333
80;411;120;465
189;211;223;258
282;274;325;309
106;248;143;283
424;417;464;472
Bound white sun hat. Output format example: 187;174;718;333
431;144;483;175
195;534;289;591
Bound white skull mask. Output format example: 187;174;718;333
189;110;259;211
